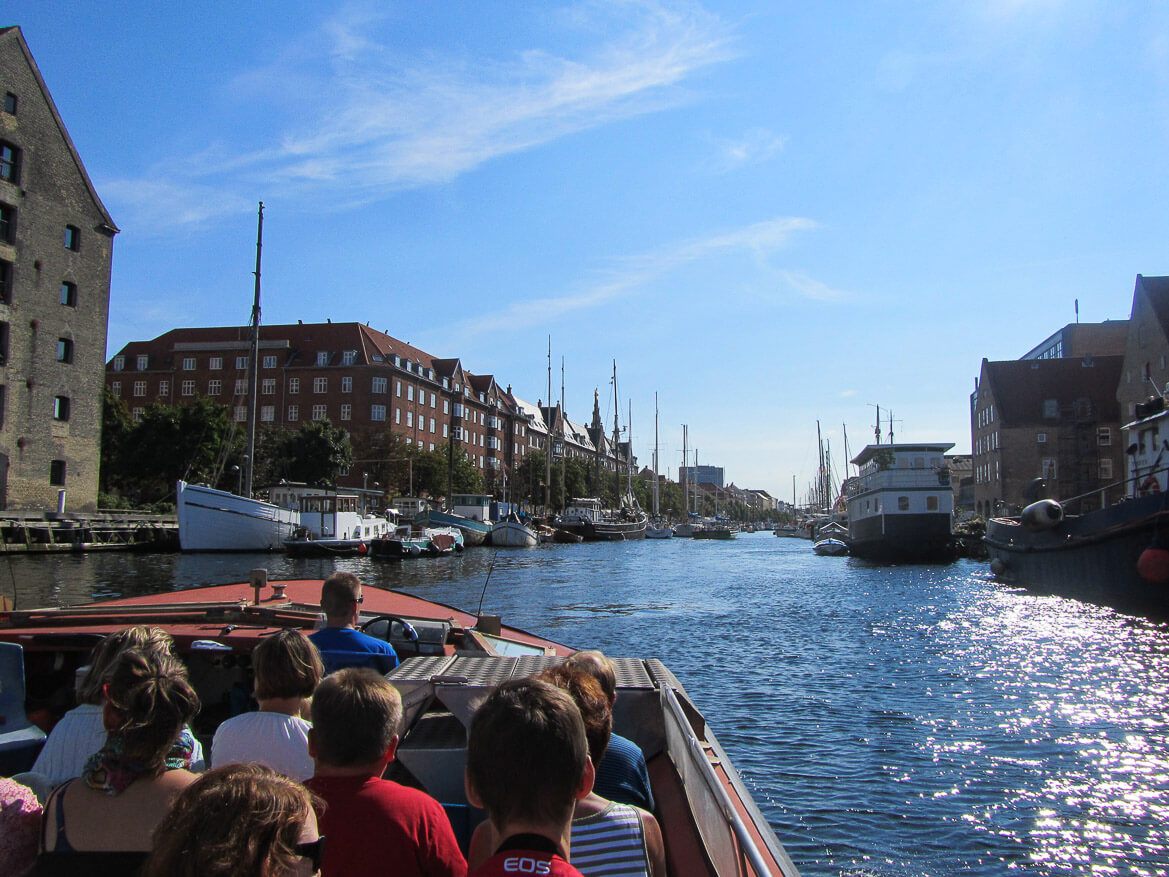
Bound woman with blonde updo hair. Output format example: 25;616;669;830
144;763;324;877
39;648;201;869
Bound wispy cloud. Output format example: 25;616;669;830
107;1;736;233
440;215;823;343
709;128;787;172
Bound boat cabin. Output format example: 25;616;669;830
298;494;392;540
449;494;492;522
1122;398;1169;496
562;497;603;523
392;496;430;518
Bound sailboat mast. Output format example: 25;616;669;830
244;201;263;498
681;425;688;519
560;357;566;511
545;337;552;515
612;361;620;502
653;393;660;518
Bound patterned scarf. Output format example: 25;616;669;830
82;729;197;795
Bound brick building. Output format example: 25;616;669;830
971;356;1125;516
1116;275;1169;425
0;27;117;511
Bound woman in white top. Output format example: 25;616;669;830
211;628;323;781
30;626;205;789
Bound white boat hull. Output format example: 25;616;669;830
176;480;299;552
491;521;538;547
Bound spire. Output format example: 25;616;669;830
591;389;602;430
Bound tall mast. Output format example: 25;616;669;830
560;357;566;512
612;361;620;504
244;201;263;497
545;337;551;514
681;425;688;519
653;393;660;518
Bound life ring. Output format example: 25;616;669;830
1141;476;1161;496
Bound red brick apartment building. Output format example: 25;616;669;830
0;28;117;511
107;322;547;493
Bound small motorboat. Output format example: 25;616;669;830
813;537;849;556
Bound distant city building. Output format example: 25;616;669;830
0;27;118;511
680;465;724;487
1020;320;1129;361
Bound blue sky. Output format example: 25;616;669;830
8;1;1168;499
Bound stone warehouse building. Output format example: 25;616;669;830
107;321;635;497
0;27;118;511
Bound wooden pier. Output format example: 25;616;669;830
0;511;178;554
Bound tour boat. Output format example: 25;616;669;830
0;576;801;876
176;479;301;552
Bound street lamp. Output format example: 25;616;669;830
232;464;242;496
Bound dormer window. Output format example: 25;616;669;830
316;351;329;366
113;355;125;372
137;354;148;370
342;350;357;365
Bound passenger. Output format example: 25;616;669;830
0;776;42;877
309;572;398;674
304;667;465;877
143;763;324;877
39;649;201;871
464;678;592;877
564;649;654;811
467;667;665;877
212;628;323;780
28;625;205;790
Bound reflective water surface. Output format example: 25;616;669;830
6;534;1169;876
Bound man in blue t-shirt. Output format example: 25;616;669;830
309;572;399;674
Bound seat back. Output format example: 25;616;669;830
317;650;398;677
0;641;47;774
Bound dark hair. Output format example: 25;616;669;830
320;572;361;618
467;678;588;828
78;626;175;705
563;650;616;702
252;629;323;701
144;763;318;877
537;664;612;766
104;650;199;771
310;668;401;766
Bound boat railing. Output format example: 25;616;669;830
661;683;786;877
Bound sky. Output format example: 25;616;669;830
7;0;1169;500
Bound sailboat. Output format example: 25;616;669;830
673;427;699;537
646;393;673;539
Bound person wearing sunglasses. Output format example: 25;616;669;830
144;763;324;877
308;572;398;675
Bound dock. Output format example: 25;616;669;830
0;511;178;553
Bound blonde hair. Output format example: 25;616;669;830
104;650;199;771
78;626;175;705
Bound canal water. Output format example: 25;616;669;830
5;533;1169;876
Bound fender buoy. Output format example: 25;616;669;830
1141;476;1161;496
1138;546;1169;584
1021;499;1064;531
357;542;368;555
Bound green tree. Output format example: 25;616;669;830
99;388;133;499
261;420;353;486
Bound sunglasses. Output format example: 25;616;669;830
296;836;326;872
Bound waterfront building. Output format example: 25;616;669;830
971;355;1124;517
0;28;118;511
1021;320;1129;361
1115;275;1169;424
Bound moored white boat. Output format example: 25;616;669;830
176;479;302;552
812;537;849;556
283;492;395;556
490;513;538;547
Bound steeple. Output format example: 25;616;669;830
590;388;602;431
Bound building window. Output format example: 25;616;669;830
289;378;300;394
234;406;247;422
288;405;299;422
64;225;80;251
208;357;221;370
261;378;275;395
316;351;329;366
181;380;195;396
133;381;146;397
260;405;275;422
1042;458;1057;480
406;411;414;427
430;417;436;433
0;143;19;184
1098;428;1112;447
234;379;248;395
263;355;277;369
208;380;221;395
372;377;387;394
182;357;195;370
229;356;244;370
394;408;401;425
313;377;327;394
59;282;76;307
341;376;352;393
443;424;449;438
312;404;327;421
395;380;401;397
371;404;386;422
1099;458;1114;480
136;354;149;370
132;407;143;422
407;385;415;402
342;350;357;365
2;93;15;115
1043;399;1059;419
53;396;70;421
110;381;120;396
1037;433;1046;443
113;355;125;371
430;392;437;408
158;380;169;397
49;460;66;486
0;260;13;303
340;403;352;421
0;203;14;243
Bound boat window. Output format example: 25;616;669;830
898;496;909;511
926;496;938;511
914;457;924;468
